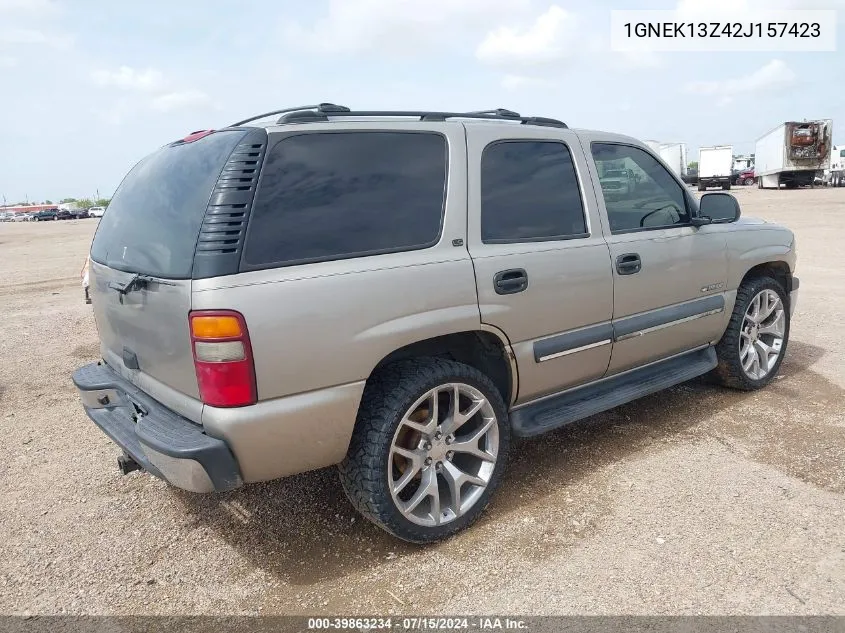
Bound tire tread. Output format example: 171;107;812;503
338;357;509;543
711;275;789;391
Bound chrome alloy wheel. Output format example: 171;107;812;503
740;289;786;380
388;383;499;527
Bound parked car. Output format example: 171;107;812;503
33;209;59;221
73;105;799;543
0;212;13;222
13;213;32;222
73;208;90;219
735;169;755;186
57;209;75;220
599;168;634;197
87;206;106;218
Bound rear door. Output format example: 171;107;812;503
88;129;257;420
465;124;614;405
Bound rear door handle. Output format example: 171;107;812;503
494;268;528;295
616;253;641;275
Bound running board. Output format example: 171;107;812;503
511;347;717;438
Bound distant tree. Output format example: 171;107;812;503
95;198;111;207
688;161;699;170
60;197;77;204
76;198;94;209
44;199;53;204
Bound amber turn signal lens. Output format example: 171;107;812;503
190;315;243;339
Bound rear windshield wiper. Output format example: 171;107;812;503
108;273;175;296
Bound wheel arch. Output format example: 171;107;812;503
738;260;795;294
370;328;517;407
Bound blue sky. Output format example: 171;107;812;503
1;0;843;202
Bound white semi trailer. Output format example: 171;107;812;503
827;145;845;187
698;145;733;191
644;140;662;154
658;142;688;179
755;120;832;189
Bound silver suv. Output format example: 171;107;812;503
74;104;798;543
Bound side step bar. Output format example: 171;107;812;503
511;347;717;438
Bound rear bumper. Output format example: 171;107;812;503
72;362;242;493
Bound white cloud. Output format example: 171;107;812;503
677;0;845;17
0;27;72;48
0;55;17;67
684;59;796;99
89;66;214;118
284;0;530;54
500;74;555;91
150;90;213;112
0;0;60;16
476;5;577;67
614;49;663;70
91;66;165;93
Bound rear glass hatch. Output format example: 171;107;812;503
89;128;264;405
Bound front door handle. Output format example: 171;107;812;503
616;253;642;275
494;268;528;295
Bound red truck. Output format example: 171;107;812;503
736;168;755;186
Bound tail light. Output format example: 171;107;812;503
189;310;256;407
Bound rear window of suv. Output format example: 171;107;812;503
90;130;247;279
242;131;447;269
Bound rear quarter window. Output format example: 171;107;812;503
242;131;447;269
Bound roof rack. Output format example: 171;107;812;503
230;103;567;129
229;103;351;127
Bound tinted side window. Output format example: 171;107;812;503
481;141;587;243
243;132;447;268
591;143;690;233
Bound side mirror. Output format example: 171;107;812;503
697;192;741;225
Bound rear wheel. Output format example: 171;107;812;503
722;182;731;190
712;276;789;390
339;358;510;543
744;178;755;186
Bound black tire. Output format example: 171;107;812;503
711;276;790;391
339;357;511;544
698;183;706;192
722;182;731;190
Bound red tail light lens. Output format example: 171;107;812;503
189;310;256;407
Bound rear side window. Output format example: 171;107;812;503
481;141;587;243
90;130;246;278
242;132;447;268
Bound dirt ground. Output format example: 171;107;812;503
0;187;843;616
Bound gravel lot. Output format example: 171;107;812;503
1;187;843;616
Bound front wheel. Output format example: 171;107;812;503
711;276;790;390
339;358;510;543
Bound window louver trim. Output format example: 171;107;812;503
191;128;268;279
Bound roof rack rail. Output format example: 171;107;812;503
467;108;522;118
273;107;567;128
230;103;350;127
